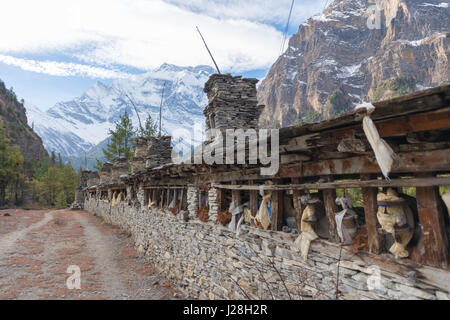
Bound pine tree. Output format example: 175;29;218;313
55;191;67;209
103;111;135;162
50;151;56;165
139;114;158;138
0;123;24;206
94;158;103;171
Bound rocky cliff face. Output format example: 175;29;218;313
0;79;48;167
257;0;450;127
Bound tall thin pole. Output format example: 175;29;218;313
196;26;221;74
279;0;295;56
124;92;143;133
159;81;166;137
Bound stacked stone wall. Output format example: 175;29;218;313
85;198;449;300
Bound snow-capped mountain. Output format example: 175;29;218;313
27;64;214;158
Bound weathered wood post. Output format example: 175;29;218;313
249;180;259;217
271;180;284;231
322;176;340;243
416;173;449;268
216;188;225;212
361;174;383;254
292;178;305;232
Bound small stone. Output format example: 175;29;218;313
237;280;255;294
282;226;291;233
224;248;239;260
436;291;449;300
395;284;436;300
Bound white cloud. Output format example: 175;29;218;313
0;54;130;79
0;0;324;74
164;0;328;26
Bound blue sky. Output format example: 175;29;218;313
0;0;328;111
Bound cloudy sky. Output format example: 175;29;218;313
0;0;328;111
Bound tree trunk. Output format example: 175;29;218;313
0;185;6;207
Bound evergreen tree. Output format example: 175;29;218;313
0;124;24;206
50;151;56;165
94;158;103;171
55;191;67;209
103;111;135;162
139;114;158;138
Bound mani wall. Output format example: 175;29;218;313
84;191;449;300
83;76;450;300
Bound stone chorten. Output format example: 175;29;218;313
131;137;149;173
99;162;113;184
145;136;173;169
203;74;264;142
111;157;129;182
86;171;100;187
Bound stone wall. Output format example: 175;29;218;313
85;198;449;300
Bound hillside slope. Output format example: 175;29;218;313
258;0;450;127
0;79;47;167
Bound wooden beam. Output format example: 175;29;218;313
212;176;450;191
416;175;449;268
271;188;284;231
361;174;383;254
280;149;450;178
197;149;450;184
292;178;305;232
322;177;339;243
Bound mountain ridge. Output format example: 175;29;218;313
257;0;450;127
27;63;215;160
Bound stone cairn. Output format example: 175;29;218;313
187;187;199;219
146;136;173;169
208;188;219;222
203;74;265;143
99;162;113;184
131;137;148;174
111;157;129;182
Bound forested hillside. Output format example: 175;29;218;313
0;79;79;208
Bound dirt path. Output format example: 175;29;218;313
0;209;178;300
0;211;55;255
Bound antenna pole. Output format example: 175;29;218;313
279;0;295;56
159;81;166;137
124;92;144;133
196;26;221;74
